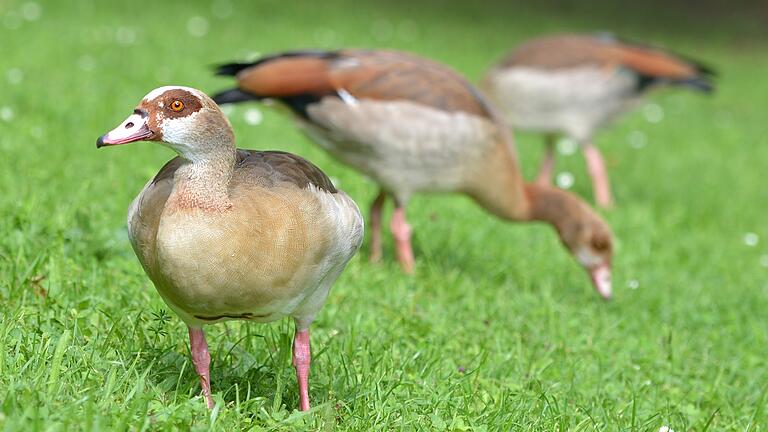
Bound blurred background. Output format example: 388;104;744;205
1;0;767;430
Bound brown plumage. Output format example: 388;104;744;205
214;50;494;119
213;49;614;298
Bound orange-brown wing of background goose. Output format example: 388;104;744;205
213;49;496;119
128;149;338;277
498;33;715;91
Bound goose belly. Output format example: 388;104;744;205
485;66;640;141
150;191;346;325
303;98;498;200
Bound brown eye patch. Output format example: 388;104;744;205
159;89;203;118
592;235;611;252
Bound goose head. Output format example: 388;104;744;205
97;86;234;161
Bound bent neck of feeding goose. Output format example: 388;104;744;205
523;183;593;231
522;183;614;299
467;150;613;299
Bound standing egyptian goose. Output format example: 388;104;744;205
482;33;715;207
96;86;363;411
212;50;614;298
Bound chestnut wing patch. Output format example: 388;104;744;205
215;50;495;119
215;52;341;117
332;51;494;118
501;33;714;92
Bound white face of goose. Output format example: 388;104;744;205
97;86;230;160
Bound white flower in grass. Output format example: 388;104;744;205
643;103;664;123
556;137;578;155
658;426;674;432
556;172;574;189
187;16;209;38
21;2;42;21
744;232;759;247
219;104;235;117
244;108;263;125
242;51;261;62
627;280;639;289
0;106;14;122
627;130;647;149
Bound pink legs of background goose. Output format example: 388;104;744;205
582;142;613;208
368;190;415;273
536;138;613;208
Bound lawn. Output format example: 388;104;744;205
1;0;767;430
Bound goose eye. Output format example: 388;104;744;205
592;236;610;252
170;100;184;112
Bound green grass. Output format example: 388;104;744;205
2;0;768;430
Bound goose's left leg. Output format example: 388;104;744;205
390;201;414;274
369;190;387;263
292;324;312;411
583;141;613;208
188;327;215;409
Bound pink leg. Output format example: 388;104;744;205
536;135;556;185
583;142;613;208
292;328;311;411
188;327;214;409
369;190;387;263
390;204;414;274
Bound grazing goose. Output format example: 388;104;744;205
482;33;715;207
96;86;363;411
212;50;614;298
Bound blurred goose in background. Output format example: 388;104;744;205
212;50;615;298
97;86;363;411
482;33;715;208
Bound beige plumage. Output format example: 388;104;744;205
98;86;363;411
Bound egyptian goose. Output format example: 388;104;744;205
96;86;363;411
482;33;715;207
212;50;614;298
